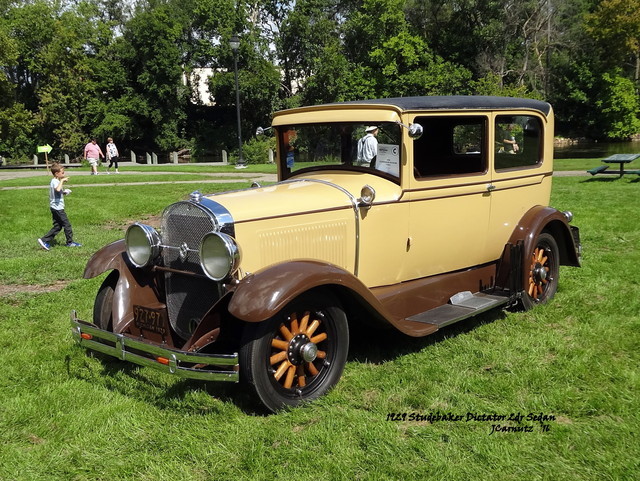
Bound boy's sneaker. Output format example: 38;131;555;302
38;238;50;251
66;242;82;247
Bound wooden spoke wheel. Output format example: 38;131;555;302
240;290;349;412
521;232;559;310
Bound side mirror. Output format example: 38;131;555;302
256;126;272;136
408;123;423;139
395;120;423;140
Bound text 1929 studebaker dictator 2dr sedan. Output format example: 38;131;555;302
72;96;581;412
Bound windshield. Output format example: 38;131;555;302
277;122;402;180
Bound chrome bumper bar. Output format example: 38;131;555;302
70;310;239;382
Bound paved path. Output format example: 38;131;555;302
553;170;589;177
0;162;277;189
0;162;588;189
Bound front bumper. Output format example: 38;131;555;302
70;311;239;382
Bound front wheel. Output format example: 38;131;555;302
93;271;118;330
520;232;559;310
240;290;349;412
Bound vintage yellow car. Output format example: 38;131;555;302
71;96;581;412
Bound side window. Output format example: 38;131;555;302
413;116;486;178
495;115;542;170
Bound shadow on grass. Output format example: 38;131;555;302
580;176;626;183
579;173;640;183
68;349;257;414
347;308;507;364
67;307;508;416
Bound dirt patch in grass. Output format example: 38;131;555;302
104;214;161;231
0;280;69;298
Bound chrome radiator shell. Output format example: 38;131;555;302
160;200;232;340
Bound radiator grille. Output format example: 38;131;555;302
161;202;220;340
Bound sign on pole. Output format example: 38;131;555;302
37;144;52;154
37;144;52;168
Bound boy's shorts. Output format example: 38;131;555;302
87;157;98;166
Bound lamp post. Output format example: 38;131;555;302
229;34;246;168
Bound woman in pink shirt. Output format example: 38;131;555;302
84;138;104;175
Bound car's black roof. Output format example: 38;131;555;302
336;96;552;116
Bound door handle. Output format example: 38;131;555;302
486;183;496;192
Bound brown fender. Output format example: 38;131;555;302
83;239;128;278
82;238;163;335
228;260;395;324
508;205;580;267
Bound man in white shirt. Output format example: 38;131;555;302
357;126;379;166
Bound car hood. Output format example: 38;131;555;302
204;172;402;224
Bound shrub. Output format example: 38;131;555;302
237;135;277;165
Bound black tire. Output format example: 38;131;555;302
240;290;349;412
93;271;118;330
520;233;559;310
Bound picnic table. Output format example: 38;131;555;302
587;153;640;177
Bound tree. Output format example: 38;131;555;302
294;0;472;104
0;1;96;157
586;0;640;81
0;0;637;162
208;30;282;153
405;0;555;96
595;71;640;139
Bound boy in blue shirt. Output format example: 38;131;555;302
38;163;81;250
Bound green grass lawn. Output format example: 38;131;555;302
0;174;638;480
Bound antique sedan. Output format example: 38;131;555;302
71;96;581;412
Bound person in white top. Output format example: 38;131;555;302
105;137;120;173
357;126;379;167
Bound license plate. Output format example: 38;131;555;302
133;305;167;335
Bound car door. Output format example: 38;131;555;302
486;112;553;260
403;114;493;281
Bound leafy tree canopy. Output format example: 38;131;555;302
0;0;638;162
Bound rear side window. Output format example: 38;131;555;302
495;115;543;170
413;116;487;178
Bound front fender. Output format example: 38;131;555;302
228;260;389;323
83;238;162;335
83;239;128;278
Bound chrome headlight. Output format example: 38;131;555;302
125;223;161;268
199;231;241;281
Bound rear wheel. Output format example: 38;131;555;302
521;233;559;310
240;290;349;412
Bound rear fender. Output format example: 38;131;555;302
496;205;581;292
508;205;580;267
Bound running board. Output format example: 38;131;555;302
406;291;510;328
